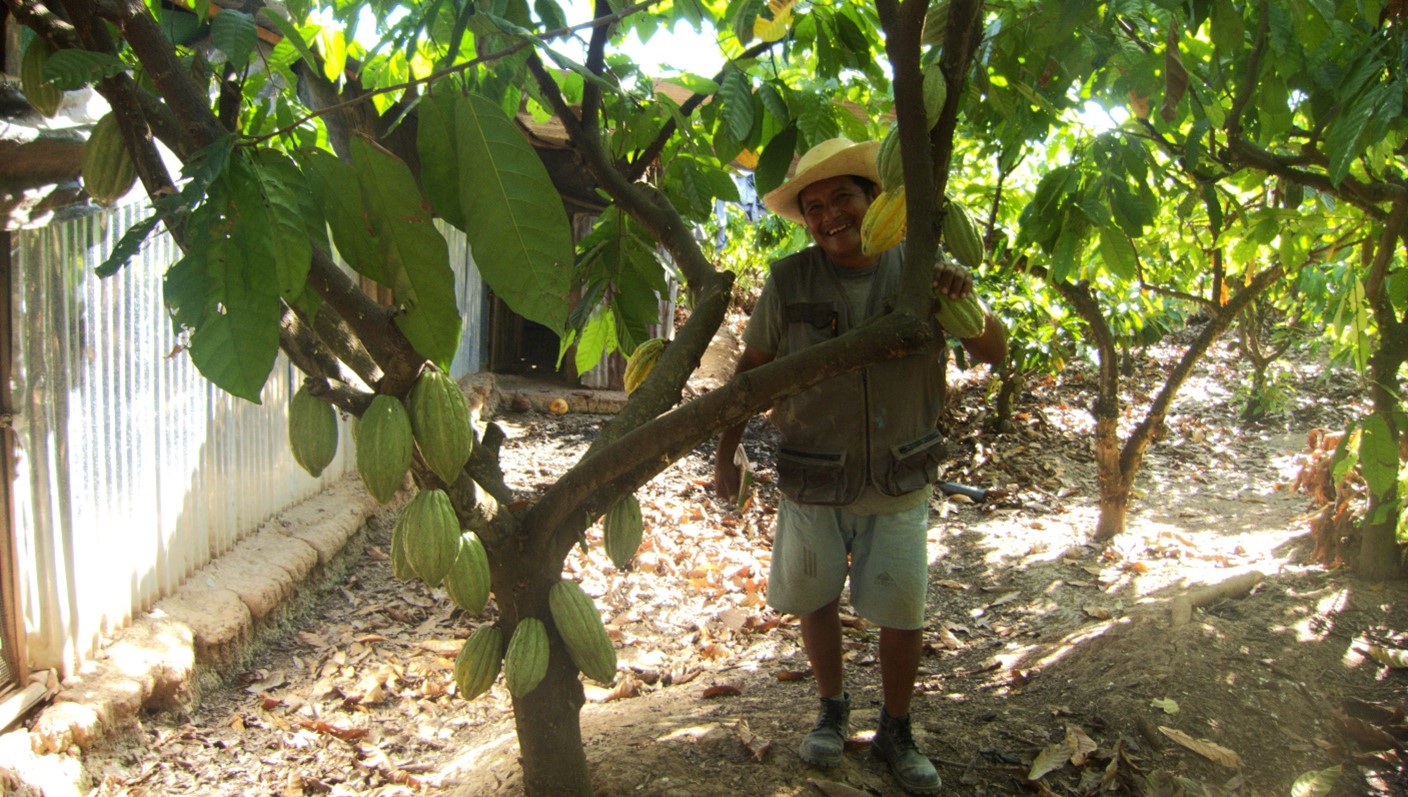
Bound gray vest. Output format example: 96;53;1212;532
769;247;950;505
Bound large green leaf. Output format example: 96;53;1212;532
1360;414;1401;498
349;138;461;367
211;9;257;68
302;149;387;284
417;88;465;229
720;71;757;142
1097;227;1137;281
185;184;282;403
453;92;572;332
229;151;313;303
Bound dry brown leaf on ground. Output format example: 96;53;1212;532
1159;725;1243;768
735;720;772;762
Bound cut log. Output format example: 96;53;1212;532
1169;570;1265;627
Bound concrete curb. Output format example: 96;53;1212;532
23;475;380;757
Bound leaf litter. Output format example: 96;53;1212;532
73;332;1408;797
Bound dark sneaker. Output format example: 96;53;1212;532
871;707;940;795
797;693;850;768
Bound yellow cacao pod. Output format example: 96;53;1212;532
861;188;907;256
21;39;62;118
934;294;987;339
623;337;665;395
876;127;904;193
288;383;338;478
503;618;549;697
942;200;984;268
548;580;617;684
356;395;413;503
922;63;948;130
454;625;503;701
603;495;644;570
444;532;491;614
396;488;460;588
81;113;138;208
408;367;473;484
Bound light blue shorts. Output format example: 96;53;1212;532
766;499;930;630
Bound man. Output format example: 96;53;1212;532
714;137;1007;795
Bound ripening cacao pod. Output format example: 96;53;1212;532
921;0;949;48
503;618;549;697
81;113;138;208
548;580;617;684
444;532;491;614
934;294;987;339
860;188;907;256
21;39;62;118
408;367;473;484
922;63;948;130
941;200;984;268
603;495;644;570
396;488;460;588
623;338;665;395
876;127;904;193
288;383;338;478
356;395;413;503
454;625;504;700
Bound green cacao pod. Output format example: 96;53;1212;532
82;113;138;208
288;383;338;478
503;618;549;698
942;200;984;268
444;532;491;614
396;488;460;588
407;367;473;484
623;337;665;395
877;127;904;193
21;39;62;118
548;580;617;684
454;625;503;700
861;188;907;256
922;63;948;130
356;394;413;503
921;0;949;48
934;294;987;339
603;495;644;570
389;518;414;580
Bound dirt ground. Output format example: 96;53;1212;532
74;327;1407;797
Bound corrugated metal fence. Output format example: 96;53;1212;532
8;203;485;678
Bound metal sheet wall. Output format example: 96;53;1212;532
8;207;486;677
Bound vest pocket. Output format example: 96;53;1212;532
777;447;851;505
879;430;948;495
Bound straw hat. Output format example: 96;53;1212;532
761;137;881;224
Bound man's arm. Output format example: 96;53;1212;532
960;313;1007;366
713;346;775;501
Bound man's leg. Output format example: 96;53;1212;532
878;625;922;716
801;599;844;698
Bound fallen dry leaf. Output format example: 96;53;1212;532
1159;725;1242;768
735;720;772;762
702;683;742;699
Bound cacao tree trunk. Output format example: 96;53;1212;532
1354;336;1406;581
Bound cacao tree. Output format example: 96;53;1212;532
2;0;1001;791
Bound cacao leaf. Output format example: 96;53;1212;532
720;72;757;142
349;138;460;368
232;151;313;303
42;48;127;90
1358;414;1400;498
1290;765;1341;797
1157;726;1242;768
417;88;465;229
453;93;572;333
186;223;281;402
211;10;257;69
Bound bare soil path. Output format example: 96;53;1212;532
77;332;1407;797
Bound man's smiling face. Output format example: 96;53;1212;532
798;175;879;268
